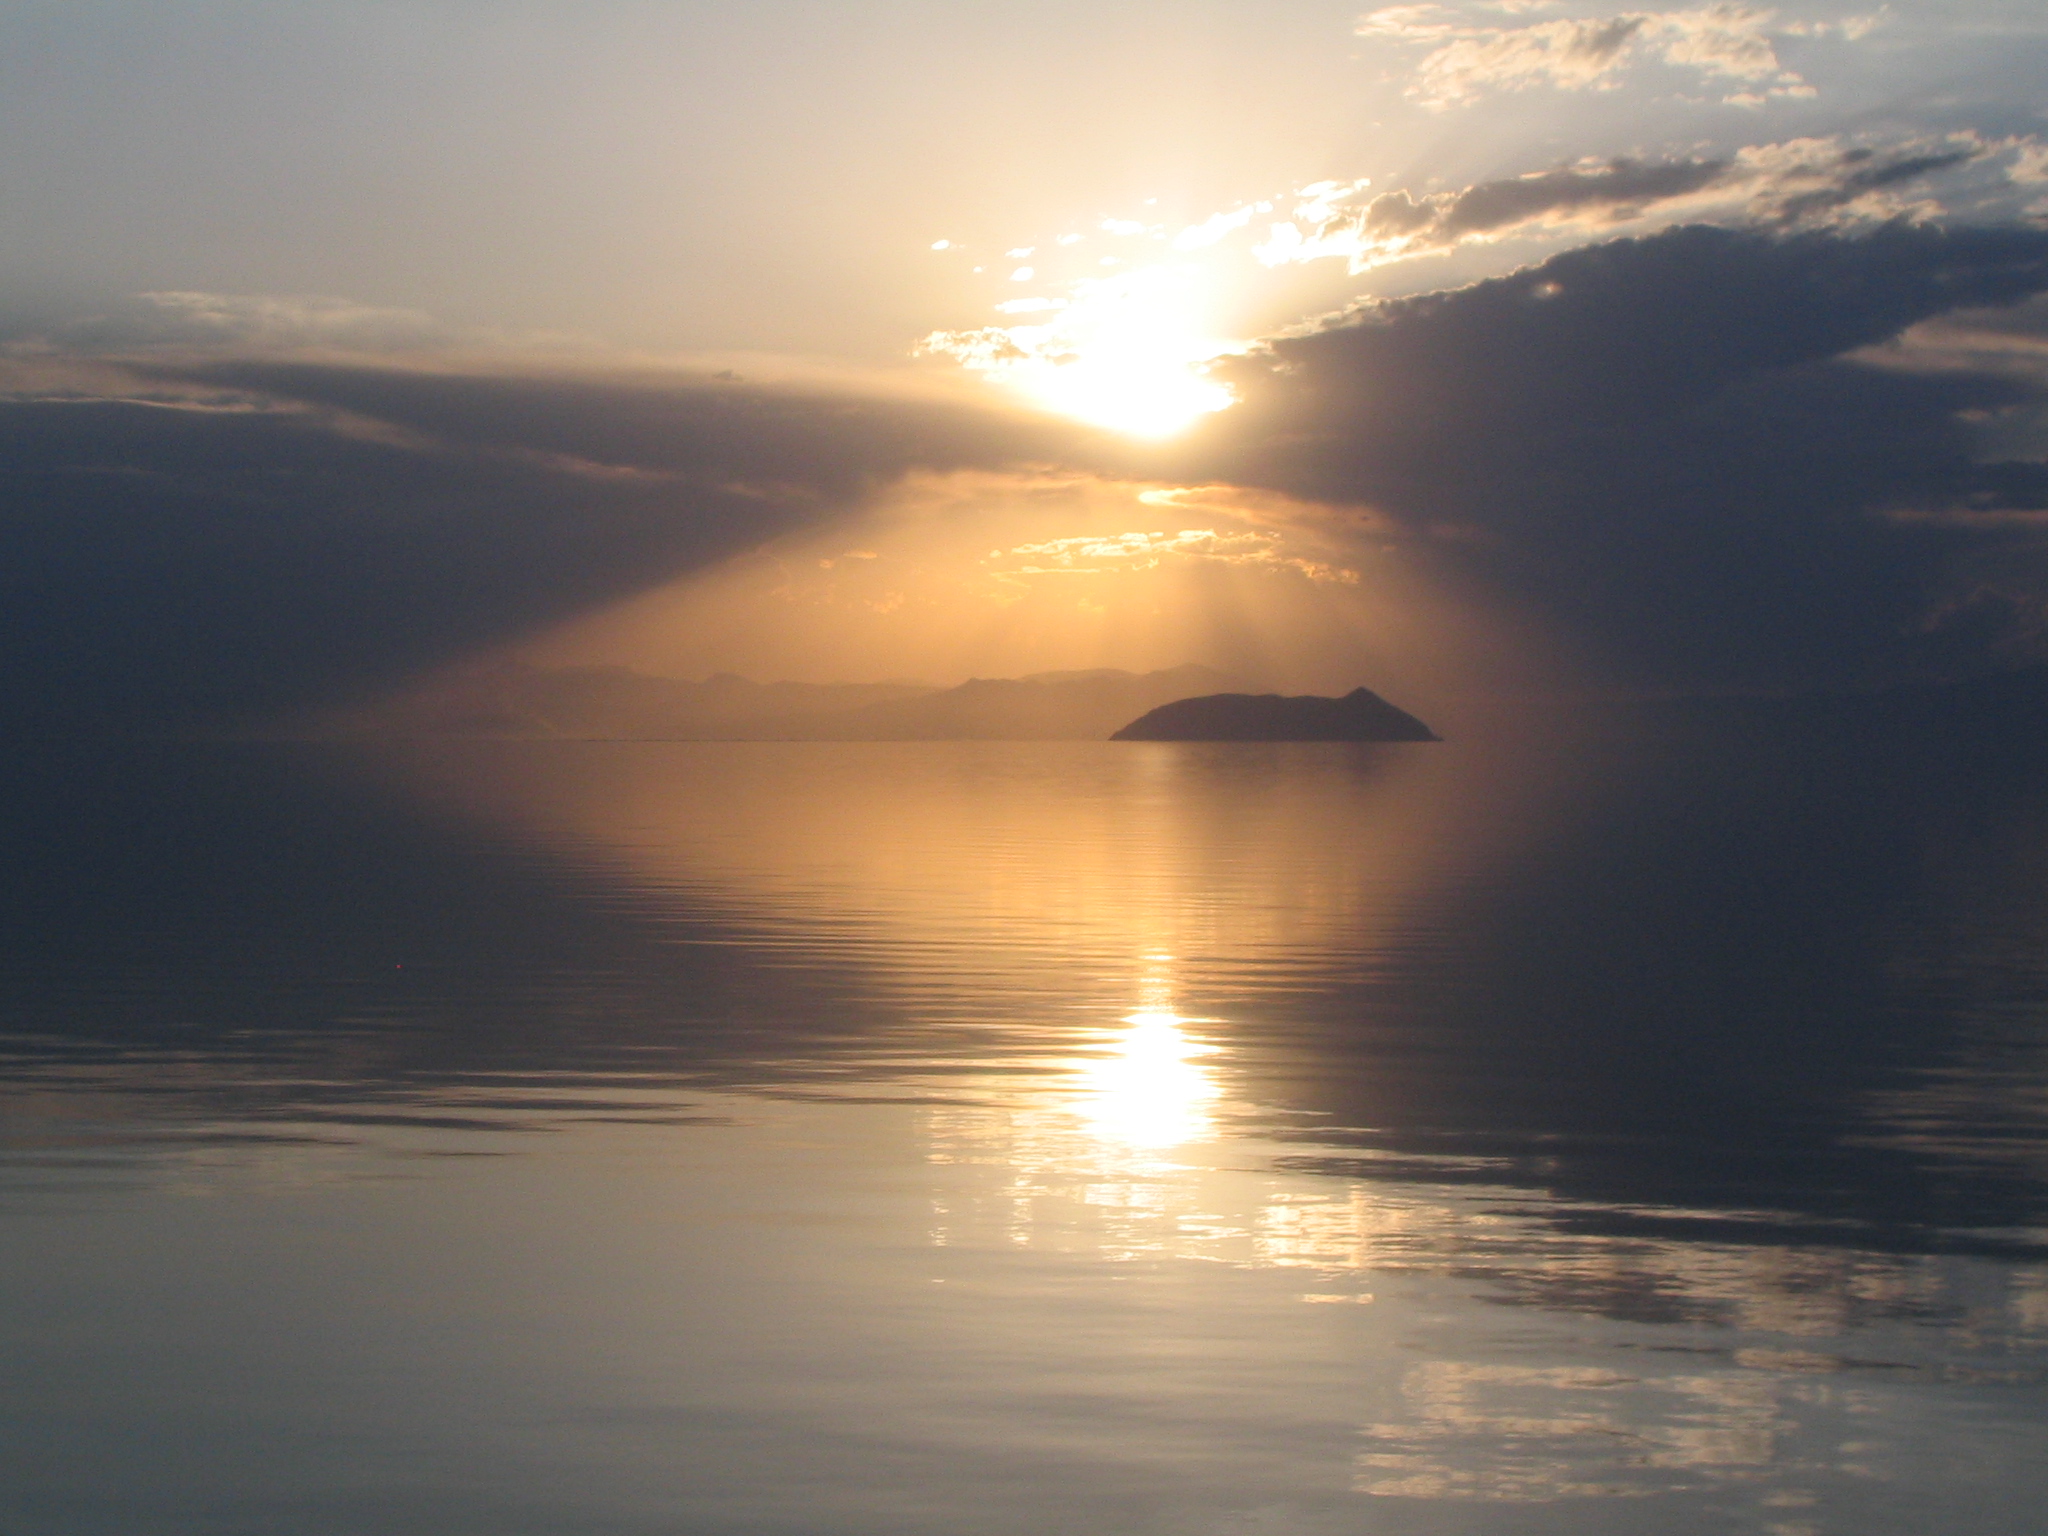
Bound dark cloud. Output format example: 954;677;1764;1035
1333;155;1731;254
1432;156;1730;237
1279;137;2005;274
162;362;1069;490
1764;146;1983;226
1187;221;2048;691
0;368;1077;731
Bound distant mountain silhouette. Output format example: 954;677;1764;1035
306;663;934;739
1111;688;1439;742
789;665;1250;740
304;662;1253;741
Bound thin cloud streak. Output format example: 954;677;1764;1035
1253;133;2039;274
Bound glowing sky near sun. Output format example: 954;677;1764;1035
915;118;2048;436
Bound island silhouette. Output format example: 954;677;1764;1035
1111;688;1439;742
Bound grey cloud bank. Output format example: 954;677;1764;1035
0;365;1079;731
1190;220;2048;691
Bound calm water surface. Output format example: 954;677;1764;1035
0;731;2044;1534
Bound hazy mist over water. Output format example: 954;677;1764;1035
1;730;2044;1534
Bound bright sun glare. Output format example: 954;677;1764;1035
925;264;1239;439
1029;347;1237;439
1073;1007;1221;1149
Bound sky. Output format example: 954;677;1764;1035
4;0;2048;724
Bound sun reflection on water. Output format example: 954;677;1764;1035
355;741;2048;1517
1072;1007;1221;1151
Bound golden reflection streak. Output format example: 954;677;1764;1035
1068;956;1221;1150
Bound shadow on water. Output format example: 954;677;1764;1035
1252;719;2048;1256
0;742;922;1147
1;721;2045;1261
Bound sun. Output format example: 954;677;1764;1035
924;263;1240;439
1018;266;1239;437
1025;344;1238;439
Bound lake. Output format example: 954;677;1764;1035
1;727;2043;1534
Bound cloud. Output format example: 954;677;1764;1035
1254;133;2031;274
1188;220;2048;690
0;360;1084;731
1431;155;1730;233
1259;154;1733;268
995;527;1360;584
1356;4;1876;108
1372;9;1659;102
43;291;481;354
